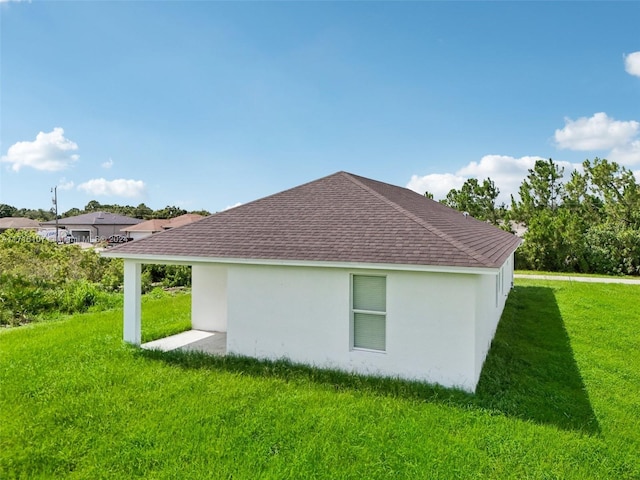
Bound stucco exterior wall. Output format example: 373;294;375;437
192;264;228;332
473;252;514;382
219;264;480;391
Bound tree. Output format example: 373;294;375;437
84;200;102;212
442;177;501;224
0;204;17;218
189;209;212;217
62;207;82;218
134;203;154;220
14;208;55;221
153;206;187;219
511;158;564;224
583;158;640;227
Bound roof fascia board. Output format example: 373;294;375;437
102;252;500;275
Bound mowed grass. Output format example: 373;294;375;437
1;280;639;479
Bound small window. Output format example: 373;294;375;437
352;275;386;351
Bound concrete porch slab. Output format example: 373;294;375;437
141;330;227;355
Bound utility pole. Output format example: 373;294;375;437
51;186;59;243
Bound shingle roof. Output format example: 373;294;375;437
121;214;205;233
121;219;167;233
162;213;205;229
108;172;521;268
42;211;142;226
0;217;41;229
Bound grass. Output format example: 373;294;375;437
514;269;639;279
1;279;639;479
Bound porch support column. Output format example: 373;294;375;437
123;260;142;345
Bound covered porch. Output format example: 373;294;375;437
123;261;228;351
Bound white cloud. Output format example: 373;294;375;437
609;140;640;166
458;155;542;201
101;158;114;169
58;178;75;191
0;127;79;172
224;202;243;211
624;51;640;78
554;112;639;151
77;178;146;198
407;155;580;205
406;173;466;200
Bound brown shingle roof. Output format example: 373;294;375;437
121;214;205;233
122;219;167;233
162;213;205;229
108;172;521;268
0;217;41;229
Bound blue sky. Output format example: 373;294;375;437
1;1;639;213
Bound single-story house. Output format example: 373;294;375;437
121;214;205;240
0;217;41;233
41;211;142;243
105;172;521;392
120;219;166;241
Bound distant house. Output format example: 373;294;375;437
0;217;41;233
105;172;521;392
120;219;166;241
41;212;142;243
121;214;205;240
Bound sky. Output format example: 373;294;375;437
1;1;639;214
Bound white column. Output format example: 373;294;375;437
123;260;142;345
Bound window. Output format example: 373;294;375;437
352;275;386;351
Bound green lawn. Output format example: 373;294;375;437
1;280;639;479
514;269;640;280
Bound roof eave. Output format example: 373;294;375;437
101;251;503;275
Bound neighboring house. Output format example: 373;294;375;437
121;214;205;241
41;212;142;243
105;172;521;392
120;219;166;241
0;217;41;233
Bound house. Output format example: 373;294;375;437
105;172;521;392
0;217;41;233
120;219;166;241
121;214;205;240
41;211;142;243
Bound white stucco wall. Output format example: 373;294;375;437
220;264;482;391
192;264;228;332
473;253;514;382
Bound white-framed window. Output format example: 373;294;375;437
351;274;386;352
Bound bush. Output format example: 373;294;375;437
0;273;56;325
57;280;99;314
0;230;124;325
585;223;640;275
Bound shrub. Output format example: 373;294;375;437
0;273;56;325
56;280;100;314
585;223;640;275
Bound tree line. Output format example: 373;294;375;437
0;200;211;222
432;157;640;276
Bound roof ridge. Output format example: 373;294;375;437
341;172;495;267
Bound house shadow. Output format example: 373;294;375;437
138;285;599;434
473;285;600;434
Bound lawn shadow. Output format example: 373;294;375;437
137;285;599;434
474;285;600;434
